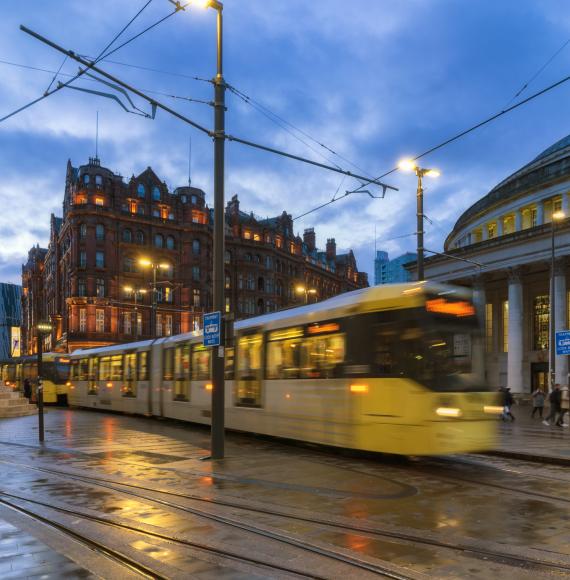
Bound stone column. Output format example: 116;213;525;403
554;260;568;385
471;276;486;384
536;201;545;226
507;268;524;393
481;226;488;242
515;210;522;232
497;218;504;236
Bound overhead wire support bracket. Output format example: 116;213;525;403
19;24;397;192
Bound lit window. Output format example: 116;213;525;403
95;309;105;333
485;303;493;353
96;278;105;297
533;295;549;350
165;315;173;336
244;230;251;240
225;297;230;313
253;233;261;242
79;308;87;332
123;312;132;335
487;223;496;239
137;184;146;198
156;314;163;337
193;289;200;307
95;196;104;206
502;301;508;353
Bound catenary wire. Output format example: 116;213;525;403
294;70;570;220
1;0;183;124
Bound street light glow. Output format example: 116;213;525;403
139;258;151;267
398;158;416;172
191;0;212;7
295;285;306;293
123;285;133;293
553;210;566;221
425;169;441;178
159;263;170;270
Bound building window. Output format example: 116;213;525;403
123;312;132;335
253;233;261;242
502;300;509;353
79;251;87;268
96;309;105;333
96;251;105;268
152;186;161;201
193;289;200;307
191;194;197;204
192;266;200;282
487;223;496;239
79;308;87;332
485;303;493;353
533;295;550;350
83;174;90;184
225;297;230;313
503;215;515;235
95;174;103;186
122;229;132;243
166;236;175;250
152;207;161;218
164;287;172;303
531;208;538;227
225;274;231;289
96;278;105;297
137;183;146;198
154;234;164;248
79;223;87;239
136;230;145;245
156;314;163;337
96;224;105;241
193;239;200;255
165;315;173;336
224;250;231;263
554;198;562;213
95;196;104;206
137;205;145;215
137;313;142;337
78;279;86;297
181;194;187;203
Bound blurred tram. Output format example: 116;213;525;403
0;353;71;405
68;283;501;455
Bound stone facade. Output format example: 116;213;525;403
21;157;367;353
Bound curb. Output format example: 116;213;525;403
481;450;570;467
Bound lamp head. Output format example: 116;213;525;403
295;285;306;294
398;158;417;172
553;210;566;221
308;289;317;295
139;258;151;268
37;322;52;333
159;263;170;270
123;286;133;293
138;289;148;295
424;169;441;178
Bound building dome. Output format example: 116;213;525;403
445;134;570;250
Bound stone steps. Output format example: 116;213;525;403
0;388;38;418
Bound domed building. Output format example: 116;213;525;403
424;135;570;394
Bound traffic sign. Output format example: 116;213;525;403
203;311;222;347
555;330;570;355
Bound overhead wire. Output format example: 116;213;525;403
1;0;185;125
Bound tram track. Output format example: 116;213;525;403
2;459;569;575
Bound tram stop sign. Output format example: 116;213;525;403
555;330;570;355
203;311;222;347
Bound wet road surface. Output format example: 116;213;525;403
0;410;568;579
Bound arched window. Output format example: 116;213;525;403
193;239;200;255
152;186;161;201
95;224;105;241
79;223;87;239
123;257;136;273
122;229;132;243
154;234;164;248
166;236;175;250
83;174;90;184
255;254;261;264
137;183;146;198
136;230;145;245
95;175;103;186
258;277;265;292
224;250;231;263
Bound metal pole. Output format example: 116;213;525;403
416;171;424;281
36;332;44;443
134;292;138;341
152;266;157;338
211;5;226;460
550;220;556;392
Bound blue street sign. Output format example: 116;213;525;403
555;330;570;355
203;311;222;347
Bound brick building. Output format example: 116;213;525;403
21;157;367;353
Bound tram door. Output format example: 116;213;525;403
236;333;263;407
531;362;549;392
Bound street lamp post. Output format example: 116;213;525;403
550;210;565;392
398;160;441;281
124;286;147;341
36;322;52;443
295;285;317;304
139;259;169;338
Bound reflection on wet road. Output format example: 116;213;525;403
0;410;569;579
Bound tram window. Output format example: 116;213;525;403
192;345;211;380
70;360;78;380
163;348;174;380
225;347;235;380
267;327;303;379
137;351;149;381
99;357;111;380
88;358;99;395
300;334;345;379
110;355;123;381
174;344;191;401
236;334;263;407
79;358;89;381
123;353;137;397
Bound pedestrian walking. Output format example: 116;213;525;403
531;388;545;418
543;384;562;426
557;385;569;427
502;387;515;422
23;378;32;401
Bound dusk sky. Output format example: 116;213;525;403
2;0;570;284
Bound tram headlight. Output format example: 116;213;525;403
106;381;113;389
435;407;462;418
350;384;369;394
483;405;503;415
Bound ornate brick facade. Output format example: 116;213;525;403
21;157;367;353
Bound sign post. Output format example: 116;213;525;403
203;311;222;348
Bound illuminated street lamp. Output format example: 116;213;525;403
296;285;317;304
398;159;441;281
139;259;170;338
123;286;147;341
550;210;566;392
36;321;52;443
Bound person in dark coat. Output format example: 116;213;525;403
502;387;515;421
531;388;545;418
543;384;562;426
23;378;32;401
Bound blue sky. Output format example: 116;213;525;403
1;0;570;284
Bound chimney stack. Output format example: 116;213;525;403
303;228;316;252
326;238;336;260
